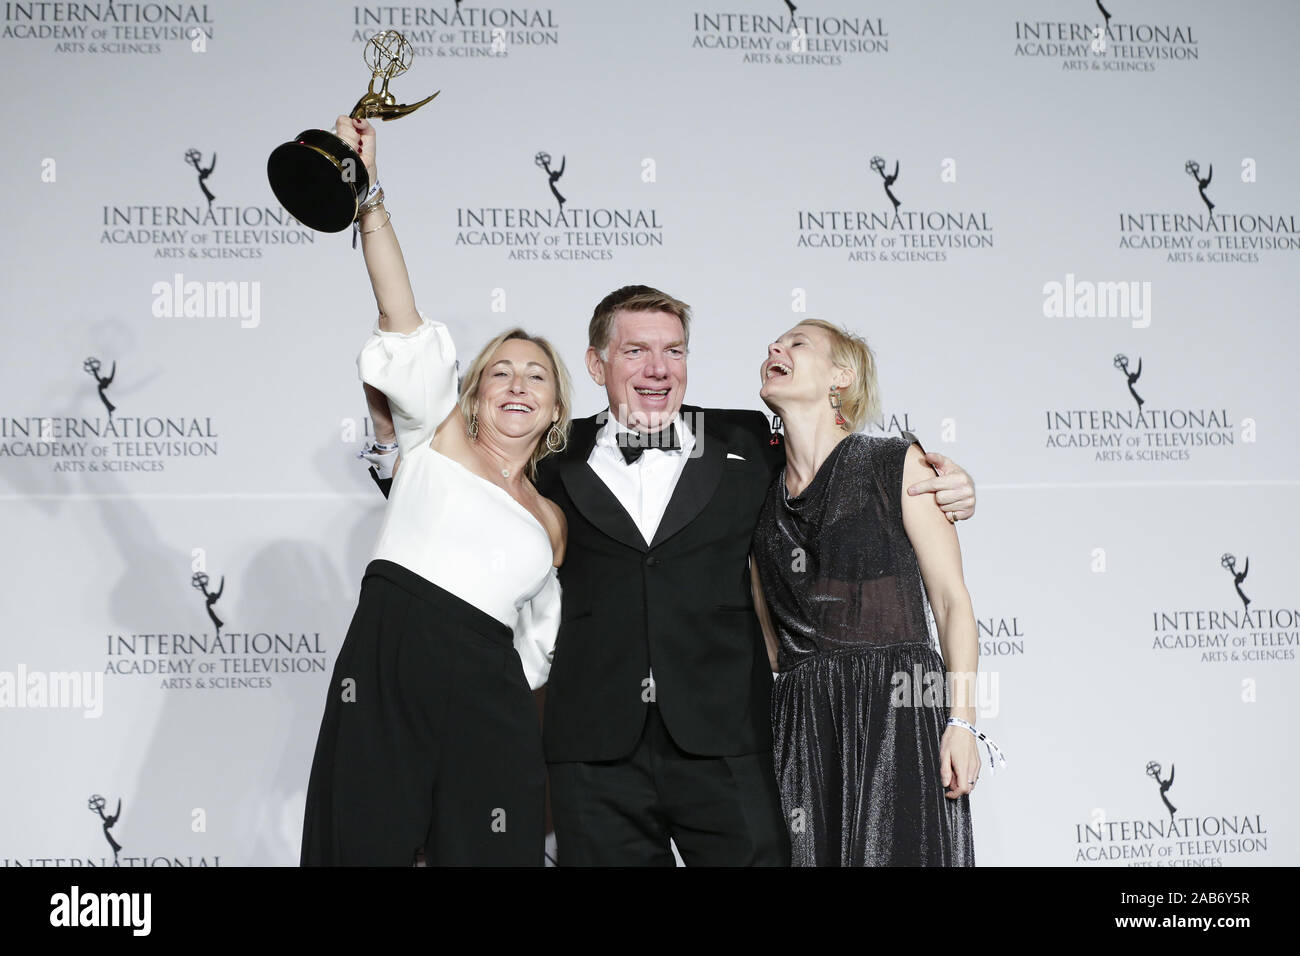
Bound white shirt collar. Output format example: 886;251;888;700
596;410;691;448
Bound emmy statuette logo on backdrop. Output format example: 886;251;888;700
1185;159;1214;214
83;357;117;417
1220;553;1250;611
1112;353;1144;410
534;151;566;210
869;155;901;212
184;149;217;208
88;794;123;866
192;572;226;636
1145;762;1176;824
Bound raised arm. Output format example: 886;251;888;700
360;382;399;497
364;384;397;447
333;115;421;334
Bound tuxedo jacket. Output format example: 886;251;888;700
371;406;782;761
535;406;782;762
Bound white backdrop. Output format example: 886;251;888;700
1;0;1295;866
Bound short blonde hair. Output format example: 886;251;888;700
589;285;691;359
457;328;573;478
798;319;880;432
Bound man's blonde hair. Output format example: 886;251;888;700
798;319;880;432
589;285;692;359
456;328;573;478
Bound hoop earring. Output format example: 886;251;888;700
467;413;479;439
829;386;848;429
545;423;566;453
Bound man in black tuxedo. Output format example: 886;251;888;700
365;285;975;865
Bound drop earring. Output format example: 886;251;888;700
829;386;847;428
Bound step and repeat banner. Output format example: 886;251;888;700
1;0;1295;867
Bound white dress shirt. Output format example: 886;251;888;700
586;412;696;546
587;412;695;694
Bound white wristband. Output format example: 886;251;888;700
946;716;1008;773
358;442;399;480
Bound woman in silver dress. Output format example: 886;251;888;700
750;318;991;866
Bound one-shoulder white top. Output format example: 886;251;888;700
357;314;560;689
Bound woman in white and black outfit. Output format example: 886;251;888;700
300;116;572;866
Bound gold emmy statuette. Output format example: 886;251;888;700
267;30;439;233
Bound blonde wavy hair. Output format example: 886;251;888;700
456;328;573;479
798;319;880;432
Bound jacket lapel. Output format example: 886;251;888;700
649;406;724;549
559;414;650;553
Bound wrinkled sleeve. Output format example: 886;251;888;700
513;567;560;690
356;312;458;456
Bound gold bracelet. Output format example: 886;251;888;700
357;198;386;222
355;186;386;220
359;208;392;235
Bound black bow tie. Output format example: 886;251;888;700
616;424;680;464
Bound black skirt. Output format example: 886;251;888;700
301;559;546;866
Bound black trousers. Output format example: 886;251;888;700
548;704;790;866
301;560;546;866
